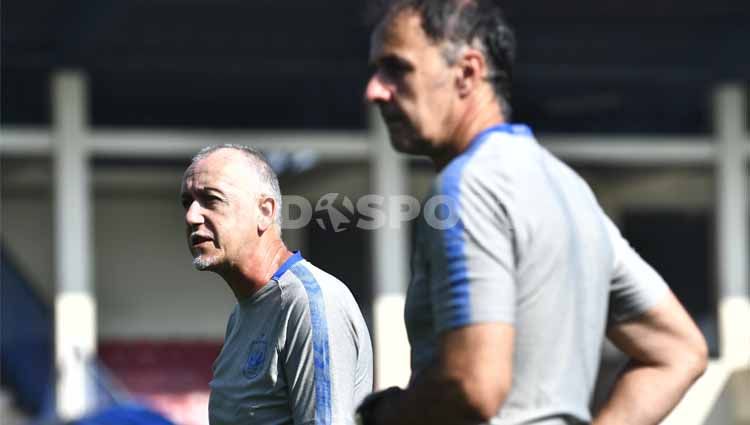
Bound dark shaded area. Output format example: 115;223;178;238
512;80;713;135
307;206;373;333
622;210;719;356
3;0;749;133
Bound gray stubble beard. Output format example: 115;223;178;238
192;255;217;271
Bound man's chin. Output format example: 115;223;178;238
192;256;218;271
389;134;429;156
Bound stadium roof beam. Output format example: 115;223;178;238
0;128;371;160
542;137;716;164
3;132;744;165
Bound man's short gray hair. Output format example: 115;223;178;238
191;144;283;227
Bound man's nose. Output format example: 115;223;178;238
185;200;204;225
365;74;392;103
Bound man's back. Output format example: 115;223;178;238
406;125;668;424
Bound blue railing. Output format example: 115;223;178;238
1;247;173;425
1;248;54;416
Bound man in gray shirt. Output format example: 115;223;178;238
180;145;373;425
356;0;708;424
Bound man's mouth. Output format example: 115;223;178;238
190;233;213;246
384;115;410;134
382;113;414;136
379;105;404;123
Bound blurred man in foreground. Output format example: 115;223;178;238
181;145;373;424
356;1;708;424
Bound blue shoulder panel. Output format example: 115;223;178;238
272;251;304;281
438;123;532;328
290;262;332;425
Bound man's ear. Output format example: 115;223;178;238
456;48;487;97
257;196;276;232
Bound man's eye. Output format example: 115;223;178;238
383;64;406;80
205;196;222;205
181;199;192;209
380;58;411;79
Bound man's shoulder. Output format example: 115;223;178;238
440;128;540;183
471;128;540;171
277;260;355;305
276;260;368;344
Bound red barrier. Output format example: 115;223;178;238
99;340;222;425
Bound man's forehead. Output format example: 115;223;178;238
369;9;426;59
182;151;254;190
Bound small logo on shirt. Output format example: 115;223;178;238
243;337;268;379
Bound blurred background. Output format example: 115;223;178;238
1;0;749;424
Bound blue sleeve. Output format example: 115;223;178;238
428;165;517;334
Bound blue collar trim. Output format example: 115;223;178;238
471;123;532;145
272;251;304;280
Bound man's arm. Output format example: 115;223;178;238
358;167;516;424
594;291;708;425
369;322;513;425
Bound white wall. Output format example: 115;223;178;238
92;194;235;339
2;174;235;339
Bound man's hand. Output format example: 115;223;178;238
594;291;708;425
355;387;403;425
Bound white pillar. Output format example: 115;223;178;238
369;107;411;389
52;71;97;420
714;84;750;369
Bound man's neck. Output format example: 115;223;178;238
223;237;292;301
433;91;505;171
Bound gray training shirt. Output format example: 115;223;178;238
405;124;669;424
209;252;373;425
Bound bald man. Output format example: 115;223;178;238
180;145;373;425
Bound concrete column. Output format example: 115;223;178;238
714;84;750;369
52;71;97;420
369;107;411;389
